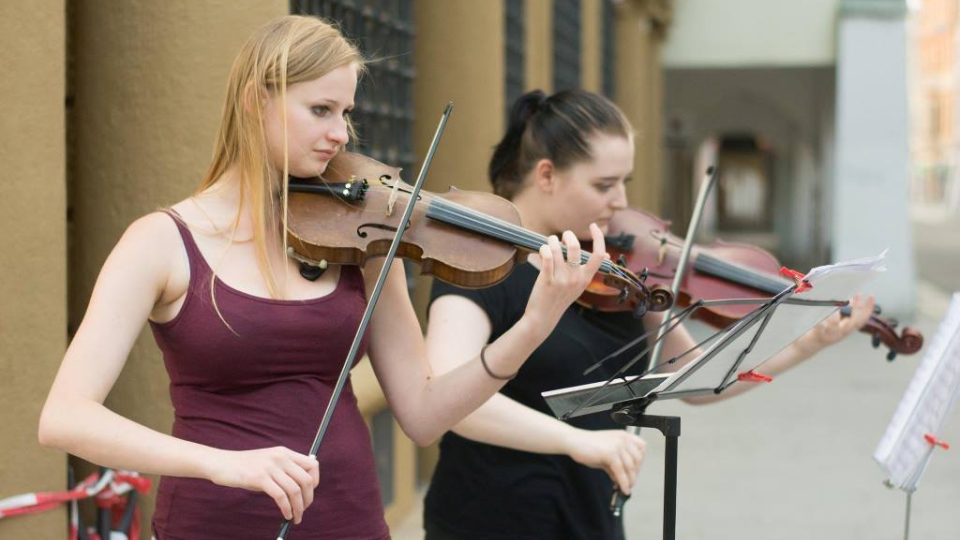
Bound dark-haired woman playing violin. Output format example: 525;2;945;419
422;89;875;540
36;16;607;540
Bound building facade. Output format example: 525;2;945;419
659;0;916;315
1;1;672;537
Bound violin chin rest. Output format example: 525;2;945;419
298;261;327;281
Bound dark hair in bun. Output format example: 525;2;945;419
488;89;632;199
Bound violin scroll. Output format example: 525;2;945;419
865;315;924;361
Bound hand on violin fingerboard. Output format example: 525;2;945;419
523;224;606;338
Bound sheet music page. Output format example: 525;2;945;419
874;293;960;491
653;253;886;395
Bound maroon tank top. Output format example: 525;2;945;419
149;211;389;540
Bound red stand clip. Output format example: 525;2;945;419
737;370;773;383
924;433;950;450
779;266;812;293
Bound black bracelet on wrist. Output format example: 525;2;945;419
480;344;518;381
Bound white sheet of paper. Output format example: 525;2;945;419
874;292;960;491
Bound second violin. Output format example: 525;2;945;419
588;206;923;360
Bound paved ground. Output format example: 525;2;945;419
912;206;960;294
392;211;960;540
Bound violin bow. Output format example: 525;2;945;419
276;102;454;540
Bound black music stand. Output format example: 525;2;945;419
542;255;886;540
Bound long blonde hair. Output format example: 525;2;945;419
197;15;363;299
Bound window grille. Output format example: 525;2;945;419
552;0;581;91
291;0;416;177
370;408;395;506
505;0;525;119
602;0;616;98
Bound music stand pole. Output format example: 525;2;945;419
611;167;716;539
611;402;681;540
904;491;912;540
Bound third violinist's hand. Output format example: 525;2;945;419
524;223;606;337
797;294;876;356
207;446;320;524
565;428;646;495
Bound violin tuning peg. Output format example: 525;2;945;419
872;334;882;349
639;268;649;281
874;305;882;316
632;302;648;319
886;350;897;362
617;255;627;267
888;318;899;329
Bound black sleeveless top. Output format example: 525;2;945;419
424;263;648;540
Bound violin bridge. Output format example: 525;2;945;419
386;175;402;217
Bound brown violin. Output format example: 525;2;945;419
284;151;674;317
582;207;923;360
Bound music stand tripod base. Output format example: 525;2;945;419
612;398;681;540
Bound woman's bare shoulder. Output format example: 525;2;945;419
121;209;182;248
105;209;188;284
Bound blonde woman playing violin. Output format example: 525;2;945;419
37;16;606;540
422;89;875;540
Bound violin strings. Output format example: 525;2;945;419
429;203;637;287
424;198;574;258
695;253;792;294
427;200;581;260
426;198;639;286
379;186;639;288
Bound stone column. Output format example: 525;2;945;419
525;0;554;92
69;1;287;526
834;0;915;315
0;1;66;537
411;0;508;488
581;0;602;91
615;0;671;214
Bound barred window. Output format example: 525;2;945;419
552;0;581;91
505;0;525;119
291;0;416;177
370;409;396;506
602;0;616;98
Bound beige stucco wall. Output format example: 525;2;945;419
616;0;668;213
0;3;671;536
409;0;508;488
68;2;285;536
526;0;554;92
0;1;67;538
582;0;602;91
411;0;506;313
